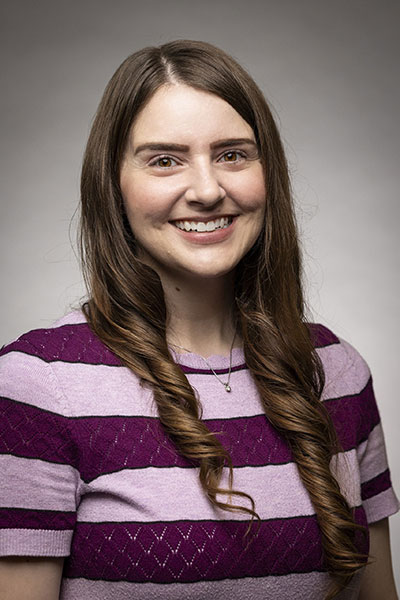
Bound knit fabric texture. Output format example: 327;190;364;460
0;310;398;599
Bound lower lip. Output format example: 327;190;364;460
171;219;237;244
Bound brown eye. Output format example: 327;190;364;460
223;151;238;162
150;155;178;168
157;157;174;168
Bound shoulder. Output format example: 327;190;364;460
310;324;380;455
0;310;151;419
0;310;122;415
0;310;121;367
309;323;371;401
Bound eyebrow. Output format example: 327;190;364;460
133;138;257;155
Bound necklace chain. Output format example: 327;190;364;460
170;331;236;393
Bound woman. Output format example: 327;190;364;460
0;40;398;599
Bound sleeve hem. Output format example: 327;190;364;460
363;487;400;524
0;528;72;557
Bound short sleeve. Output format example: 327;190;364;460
0;336;81;557
317;331;399;524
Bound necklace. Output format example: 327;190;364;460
169;331;236;393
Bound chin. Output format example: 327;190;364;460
184;264;237;280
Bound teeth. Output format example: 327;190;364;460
174;217;232;232
206;221;214;231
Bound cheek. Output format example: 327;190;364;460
121;177;171;225
248;168;267;207
226;166;266;210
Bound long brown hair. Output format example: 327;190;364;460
79;40;367;598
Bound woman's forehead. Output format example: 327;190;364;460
130;84;255;147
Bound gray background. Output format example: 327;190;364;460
1;0;399;581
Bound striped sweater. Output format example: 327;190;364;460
0;310;398;599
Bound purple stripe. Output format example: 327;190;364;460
1;322;338;367
64;509;367;582
324;378;379;449
0;324;122;366
2;387;380;483
361;469;391;501
178;363;246;375
0;397;293;479
0;507;75;530
0;397;78;468
308;323;339;348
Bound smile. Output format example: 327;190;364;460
172;216;233;233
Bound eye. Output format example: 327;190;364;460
219;150;245;163
150;156;178;168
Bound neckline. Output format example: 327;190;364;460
169;346;245;370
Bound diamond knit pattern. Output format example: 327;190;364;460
0;396;78;467
0;324;122;366
64;517;332;582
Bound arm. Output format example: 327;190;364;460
358;517;398;600
0;557;64;600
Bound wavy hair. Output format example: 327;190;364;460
79;40;367;598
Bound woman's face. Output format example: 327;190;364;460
120;84;266;284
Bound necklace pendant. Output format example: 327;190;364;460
224;384;231;392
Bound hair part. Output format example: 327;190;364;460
80;40;367;599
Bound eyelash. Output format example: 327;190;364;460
149;150;247;169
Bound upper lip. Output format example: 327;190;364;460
170;215;237;223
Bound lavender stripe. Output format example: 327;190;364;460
0;354;155;418
318;340;371;401
64;509;367;583
357;423;389;483
77;452;366;523
0;354;261;420
362;487;400;523
0;507;75;530
0;346;371;419
361;469;391;501
1;324;122;366
54;359;261;420
0;455;79;512
77;463;327;522
0;528;72;557
52;311;87;327
61;571;352;600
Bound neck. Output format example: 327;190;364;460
161;272;238;357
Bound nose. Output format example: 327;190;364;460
184;162;226;206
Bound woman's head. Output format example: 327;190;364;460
80;40;298;314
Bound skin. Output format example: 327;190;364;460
358;518;398;599
120;83;266;355
1;84;397;598
0;557;64;599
